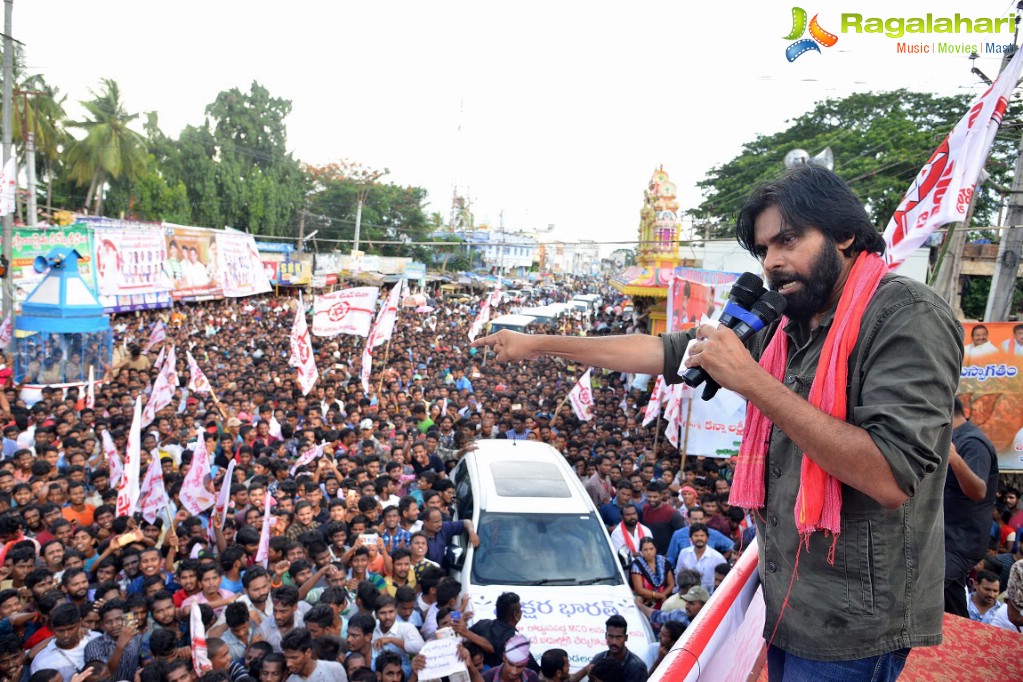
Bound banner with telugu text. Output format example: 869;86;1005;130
11;225;94;309
959;321;1023;473
164;224;224;300
216;230;273;297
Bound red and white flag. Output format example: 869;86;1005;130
115;397;143;518
290;442;326;476
85;366;96;409
255;493;274;567
103;430;123;489
189;602;213;676
187;351;212;395
312;286;380;337
883;47;1023;270
142;321;167;353
568;369;595;422
138;454;170;524
179;436;216;515
289;301;318;396
468;290;503;342
208;460;236;542
0;314;12;347
664;383;688;448
642;376;666;426
360;280;403;391
142;346;177;426
153;345;167;373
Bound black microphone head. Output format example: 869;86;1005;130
752;291;788;322
729;272;765;309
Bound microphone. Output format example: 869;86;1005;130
681;288;788;400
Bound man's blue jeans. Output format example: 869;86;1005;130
767;645;912;682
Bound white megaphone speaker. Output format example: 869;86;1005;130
810;146;835;171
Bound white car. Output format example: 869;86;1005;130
448;440;658;672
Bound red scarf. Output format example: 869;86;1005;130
619;521;645;553
730;251;887;556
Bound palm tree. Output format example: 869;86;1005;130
13;74;67;220
64;79;147;215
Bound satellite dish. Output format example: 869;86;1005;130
784;149;810;169
810;146;835;171
33;256;49;273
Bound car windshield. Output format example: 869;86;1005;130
471;511;622;586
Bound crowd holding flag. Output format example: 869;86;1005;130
115;397;143;518
138;453;171;524
85;366;96;409
142;320;167;353
142;346;177;426
290;442;326;476
568;369;595;422
209;460;236;542
642;375;666;427
468;289;502;342
187;351;213;395
189;602;213;676
289;299;319;396
255;492;275;567
360;279;403;391
883;46;1023;270
312;286;380;337
179;436;217;515
102;430;123;489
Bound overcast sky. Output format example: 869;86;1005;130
15;0;1018;252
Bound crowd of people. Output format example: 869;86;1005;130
0;231;1021;682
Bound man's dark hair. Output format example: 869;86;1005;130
271;584;300;607
220;545;246;571
736;166;886;259
495;592;520;621
50;603;82;628
304;604;335;629
688;522;709;537
418;566;445;595
436;578;461;606
604;614;628;631
375;651;404;674
150;628;182;657
242;565;269;588
348;613;376;636
590;658;625;682
225;601;249;628
280;627;313;653
976;569;1001;585
953;397;965;418
318;586;348;607
540;649;568;678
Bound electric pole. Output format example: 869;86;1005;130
1;0;13;316
985;41;1023;320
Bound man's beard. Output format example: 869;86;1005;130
768;240;843;321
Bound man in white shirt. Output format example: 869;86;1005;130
282;627;349;682
1001;324;1023;356
674;523;726;593
31;603;98;681
609;504;652;558
371;595;424;677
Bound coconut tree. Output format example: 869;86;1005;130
64;79;147;215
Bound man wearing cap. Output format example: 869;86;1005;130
679;585;710;621
481;634;539;682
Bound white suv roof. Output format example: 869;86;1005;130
462;440;594;514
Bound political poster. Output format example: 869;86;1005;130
92;228;170;297
666;268;740;333
959;321;1023;472
164;225;223;300
216;230;273;297
11;225;94;308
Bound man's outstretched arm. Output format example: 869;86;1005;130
470;330;664;374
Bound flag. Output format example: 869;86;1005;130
142;346;177;426
643;376;665;426
142;321;167;353
115;397;143;518
187;351;212;395
190;602;213;676
85;366;96;409
153;345;167;373
0;157;15;215
0;314;12;347
883;47;1023;270
312;287;380;337
368;280;403;350
664;383;688;448
468;290;502;342
289;300;318;396
103;430;124;489
208;460;236;542
268;414;282;439
255;493;273;567
138;454;170;524
179;436;216;515
568;369;595;422
360;345;373;393
290;442;326;476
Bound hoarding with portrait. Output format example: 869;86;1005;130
164;224;223;300
959;321;1023;472
666;268;740;332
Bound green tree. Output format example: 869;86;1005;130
167;82;306;234
693;90;1014;237
63;79;148;215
